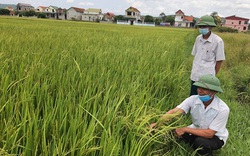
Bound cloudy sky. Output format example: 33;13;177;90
1;0;250;19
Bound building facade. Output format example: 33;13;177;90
82;8;102;21
17;3;34;11
223;15;249;32
174;9;194;27
67;7;84;20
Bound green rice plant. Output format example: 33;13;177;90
0;16;250;156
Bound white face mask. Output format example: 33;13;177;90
199;28;209;35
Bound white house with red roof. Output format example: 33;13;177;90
36;6;46;12
67;7;85;20
36;5;66;20
223;15;249;32
174;9;194;27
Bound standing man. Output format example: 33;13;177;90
190;15;225;95
151;74;230;156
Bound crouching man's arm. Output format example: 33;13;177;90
175;127;216;138
150;107;184;129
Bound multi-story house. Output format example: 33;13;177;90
36;6;46;13
82;8;102;21
124;6;141;25
223;15;249;32
36;6;66;20
67;7;85;20
57;8;67;20
174;9;194;28
44;5;58;18
16;3;34;11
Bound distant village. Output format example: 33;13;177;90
0;3;249;32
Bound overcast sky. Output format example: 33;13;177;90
1;0;250;19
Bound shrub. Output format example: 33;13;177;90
0;9;10;15
37;13;46;18
215;27;238;33
21;10;37;17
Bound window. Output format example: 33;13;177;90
239;21;241;24
232;22;234;24
243;27;246;30
127;12;131;16
244;21;248;24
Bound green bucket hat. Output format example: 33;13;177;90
193;74;223;92
196;15;217;27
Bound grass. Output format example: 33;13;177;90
0;16;250;155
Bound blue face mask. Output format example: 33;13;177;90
199;28;209;35
198;94;212;102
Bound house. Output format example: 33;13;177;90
57;8;67;20
44;5;59;18
36;6;66;19
67;7;84;20
0;4;16;15
103;12;115;22
124;6;141;24
174;9;194;27
17;3;34;11
117;7;154;26
82;8;102;21
223;15;249;32
36;6;46;12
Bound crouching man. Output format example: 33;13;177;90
151;74;230;155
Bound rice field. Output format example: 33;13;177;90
0;16;249;156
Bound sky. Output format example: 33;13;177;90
1;0;250;19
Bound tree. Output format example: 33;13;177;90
144;15;154;22
154;18;161;25
165;15;175;26
0;9;10;15
114;15;124;22
210;12;221;26
22;10;37;17
37;13;46;18
159;12;166;22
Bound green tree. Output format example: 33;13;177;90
210;12;221;26
114;15;124;22
144;15;154;22
154;18;161;25
165;15;175;26
0;9;10;15
22;10;37;17
159;12;166;22
37;13;46;18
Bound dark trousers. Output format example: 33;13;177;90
181;133;224;155
190;80;198;96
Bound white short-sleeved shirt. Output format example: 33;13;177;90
177;95;230;144
190;33;225;81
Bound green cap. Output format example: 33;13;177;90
193;74;223;92
196;15;217;27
